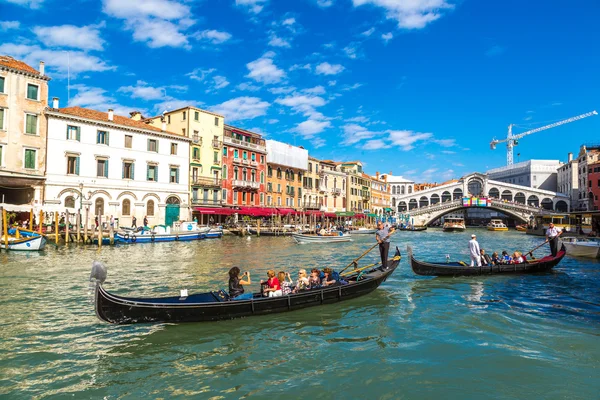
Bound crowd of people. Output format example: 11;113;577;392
468;234;529;267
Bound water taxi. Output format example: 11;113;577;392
562;237;600;258
443;217;466;232
487;219;508;231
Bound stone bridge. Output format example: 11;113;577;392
393;173;570;225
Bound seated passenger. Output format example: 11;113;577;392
279;271;293;295
261;270;281;297
308;268;321;288
293;269;310;293
480;249;492;266
512;251;524;264
321;267;337;287
228;267;253;301
491;252;500;265
501;251;512;264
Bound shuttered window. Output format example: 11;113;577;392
0;109;4;130
170;167;179;183
123;161;134;179
97;130;109;145
26;84;39;100
0;77;4;93
97;159;108;177
147;165;158;181
67;156;80;175
124;135;132;148
24;149;36;169
67;125;80;141
25;114;37;134
0;145;4;166
148;139;158;152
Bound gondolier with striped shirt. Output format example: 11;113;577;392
545;222;562;257
376;221;394;270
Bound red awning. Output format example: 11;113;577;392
354;213;366;219
238;207;276;217
194;207;236;215
324;212;337;218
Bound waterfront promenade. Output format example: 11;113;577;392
1;231;598;399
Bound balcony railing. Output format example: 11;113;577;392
233;157;242;164
212;139;221;148
242;159;250;165
332;188;342;195
191;199;223;206
232;180;260;190
223;136;266;152
319;185;327;193
192;177;222;187
302;202;320;209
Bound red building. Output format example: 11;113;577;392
222;125;267;208
588;161;600;210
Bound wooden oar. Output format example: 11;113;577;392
339;229;397;274
524;241;548;257
340;262;378;277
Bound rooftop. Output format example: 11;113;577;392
0;55;40;75
225;124;265;139
147;105;224;120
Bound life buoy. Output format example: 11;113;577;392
131;235;137;243
151;234;155;242
123;233;129;241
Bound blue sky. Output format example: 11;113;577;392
2;0;599;183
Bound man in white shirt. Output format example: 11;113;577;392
469;234;481;266
545;222;562;257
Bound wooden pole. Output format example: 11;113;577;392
97;215;102;248
84;208;88;243
39;210;43;234
29;208;33;230
65;212;70;243
109;216;114;245
2;208;8;251
54;211;59;245
76;212;81;243
257;218;261;237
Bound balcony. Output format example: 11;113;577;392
332;188;342;196
192;176;222;187
319;185;327;193
242;159;250;166
191;198;223;206
212;139;221;149
233;157;242;164
223;136;266;152
250;160;258;167
302;202;320;210
233;180;260;190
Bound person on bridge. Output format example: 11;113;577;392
469;234;481;266
545;222;562;257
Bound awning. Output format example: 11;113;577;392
336;211;355;217
276;208;296;216
193;207;235;215
384;207;393;212
365;213;378;217
354;213;366;219
324;212;337;218
238;207;276;217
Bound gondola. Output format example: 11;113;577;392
408;244;566;277
90;248;401;324
396;226;427;232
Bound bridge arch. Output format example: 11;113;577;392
528;195;539;207
514;192;526;204
501;190;512;201
467;177;484;196
409;199;418;210
441;191;451;203
488;187;500;199
555;200;568;212
398;201;407;212
419;196;429;208
541;198;553;210
420;204;529;226
452;188;463;200
430;194;440;205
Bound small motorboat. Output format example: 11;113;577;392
116;224;206;243
292;231;352;244
487;219;509;231
396;226;427;232
1;228;47;251
407;244;566;277
90;248;402;324
562;237;600;258
515;224;528;232
205;226;223;239
348;228;377;234
443;217;466;232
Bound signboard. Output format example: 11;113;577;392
462;197;490;207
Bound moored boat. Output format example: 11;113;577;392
515;224;528;232
90;248;402;324
292;231;352;244
487;219;509;231
116;224;206;243
205;227;223;239
443;217;466;232
407;244;566;277
1;228;47;251
348;228;377;234
396;226;427;232
562;237;600;258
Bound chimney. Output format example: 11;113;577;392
161;118;166;131
39;61;45;76
129;111;143;121
376;171;380;179
52;97;59;108
108;109;114;121
568;152;573;162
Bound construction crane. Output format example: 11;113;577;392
490;110;598;165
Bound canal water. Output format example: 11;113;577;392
1;230;599;399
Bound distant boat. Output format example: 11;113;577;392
487;219;508;231
292;231;352;244
443;218;466;232
562;237;600;258
396;226;427;232
515;224;528;232
116;224;206;243
348;228;377;234
1;228;47;251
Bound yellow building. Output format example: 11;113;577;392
370;172;390;217
339;161;371;213
319;160;347;212
146;107;224;207
0;56;50;205
302;156;323;210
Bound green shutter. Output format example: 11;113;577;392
25;149;35;169
76;127;81;141
176;168;179;183
122;162;125;179
27;84;38;100
147;165;150;180
106;131;110;146
156;141;159;153
0;77;4;93
155;165;158;181
131;163;135;180
75;157;80;175
26;114;37;134
104;159;109;177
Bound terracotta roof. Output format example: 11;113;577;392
50;106;185;138
0;56;40;75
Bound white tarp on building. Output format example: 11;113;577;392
266;140;308;170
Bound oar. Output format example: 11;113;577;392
340;262;378;277
339;229;397;274
524;241;548;258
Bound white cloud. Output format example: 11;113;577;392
246;51;286;84
236;82;262;92
441;150;456;154
69;84;134;116
363;139;387;150
316;0;334;7
268;34;291;48
117;81;188;101
381;32;393;43
193;29;232;44
432;138;456;147
33;24;106;51
289;63;311;72
315;62;345;75
292;119;332;137
0;43;114;77
388;130;432;150
328;80;337;86
186;68;216;82
3;0;44;9
343;42;362;59
269;86;296;94
0;21;20;31
102;0;195;49
353;0;455;29
362;27;375;37
342;83;362;91
282;17;296;26
211;96;270;121
346;116;369;123
236;0;268;14
276;94;326;110
267;119;279;124
213;75;230;90
303;86;326;95
342;124;377;145
185;68;229;92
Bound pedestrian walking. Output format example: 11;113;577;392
143;216;149;228
469;234;481;266
132;216;137;228
375;221;394;270
545;222;562;257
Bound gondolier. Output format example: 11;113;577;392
469;234;481;266
545;222;562;257
376;221;394;270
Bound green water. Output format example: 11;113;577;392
1;230;599;399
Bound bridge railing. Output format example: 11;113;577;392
406;199;463;215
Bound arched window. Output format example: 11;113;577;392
277;168;282;179
392;186;396;195
242;168;247;181
223;165;227;179
95;198;104;216
65;196;76;208
261;171;265;183
268;166;272;177
290;171;295;181
147;199;155;216
408;186;412;194
401;186;405;194
324;176;328;188
122;199;131;216
234;167;239;180
251;170;256;182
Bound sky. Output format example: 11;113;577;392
2;0;599;183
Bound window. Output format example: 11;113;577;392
251;153;256;161
234;149;239;158
26;83;39;100
0;76;4;93
182;111;186;120
170;167;179;183
234;167;238;180
25;113;37;134
167;115;171;124
277;168;282;179
192;147;200;160
67;156;79;175
147;165;158;181
147;200;155;216
223;165;227;179
223;146;227;156
0;145;3;166
125;135;132;148
65;196;76;209
214;151;218;163
66;125;80;141
170;143;177;155
97;130;109;145
260;193;264;204
233;191;238;202
0;108;4;130
148;139;158;152
260;155;264;164
222;189;227;201
261;171;264;183
122;199;131;216
123;161;134;179
194;111;199;121
308;163;312;172
96;159;108;177
214;117;219;126
182;128;186;136
243;151;247;160
24;149;36;169
242;192;246;202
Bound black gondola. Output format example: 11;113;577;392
408;244;566;277
396;226;427;232
91;248;401;324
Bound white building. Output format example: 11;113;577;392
486;160;562;191
575;145;600;211
379;174;415;214
557;152;578;209
44;104;191;227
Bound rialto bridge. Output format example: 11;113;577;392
392;173;570;226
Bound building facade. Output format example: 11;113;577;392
146;107;224;208
339;161;370;213
319;160;347;212
302;156;323;210
557;152;579;209
588;161;600;211
266;140;307;209
222;125;267;207
575;145;600;211
370;172;390;216
44;106;191;227
0;57;50;205
379;174;415;214
486;160;562;191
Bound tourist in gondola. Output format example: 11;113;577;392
512;251;524;264
376;221;394;270
469;234;481;267
293;269;310;293
545;222;562;257
261;270;282;297
480;249;492;266
228;267;253;300
280;271;294;295
501;250;512;264
491;251;500;265
308;268;321;288
321;267;337;287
